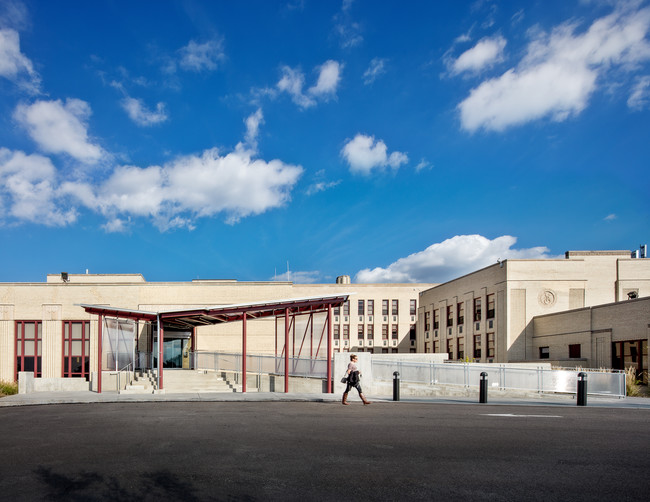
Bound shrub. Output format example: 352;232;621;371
0;380;18;397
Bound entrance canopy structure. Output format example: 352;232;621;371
81;294;349;394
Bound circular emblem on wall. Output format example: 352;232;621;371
538;289;557;307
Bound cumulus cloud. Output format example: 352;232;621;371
121;97;168;126
63;146;303;230
341;134;408;175
13;98;105;164
363;57;387;84
0;28;40;92
458;5;650;132
178;39;225;72
0;148;76;226
277;60;342;108
451;36;506;75
628;75;650;109
244;108;264;150
355;235;555;283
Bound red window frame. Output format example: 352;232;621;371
62;321;91;379
15;321;42;380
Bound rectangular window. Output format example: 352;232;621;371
343;300;350;316
457;338;464;360
333;325;340;340
382;324;389;340
391;300;399;316
62;321;91;380
473;334;481;358
457;302;464;325
410;299;417;316
367;300;374;316
540;346;550;359
409;324;416;341
424;311;431;331
343;325;349;340
446;305;454;327
447;339;453;360
487;333;495;358
358;325;364;339
433;309;440;329
382;300;389;316
391;325;398;340
569;344;581;358
433;340;440;353
357;300;364;316
367;325;374;340
334;305;340;316
15;321;42;380
473;298;482;322
487;294;495;319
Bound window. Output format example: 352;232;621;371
367;325;374;340
409;324;416;341
358;325;364;340
343;325;349;340
391;325;398;340
382;324;388;340
333;325;340;340
334;305;340;316
539;346;550;359
473;334;481;358
569;344;581;358
433;309;440;329
343;300;350;316
433;340;440;353
62;321;91;379
424;311;431;331
410;299;416;316
382;300;389;316
447;339;453;360
15;321;42;379
487;333;495;358
392;300;399;316
473;298;482;322
446;305;454;327
457;302;464;325
367;300;374;316
487;294;495;319
358;300;365;316
457;338;464;360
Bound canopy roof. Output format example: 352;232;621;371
80;293;351;329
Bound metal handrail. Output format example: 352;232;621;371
117;363;133;393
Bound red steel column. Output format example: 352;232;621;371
158;316;164;391
242;312;247;393
327;304;333;393
98;314;103;393
285;307;289;393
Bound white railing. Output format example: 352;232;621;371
192;351;328;379
116;363;133;393
372;361;626;397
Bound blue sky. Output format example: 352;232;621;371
0;0;648;284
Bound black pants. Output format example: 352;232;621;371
345;381;363;395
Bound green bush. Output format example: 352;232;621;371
0;380;18;396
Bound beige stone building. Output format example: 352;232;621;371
417;250;650;371
0;273;433;383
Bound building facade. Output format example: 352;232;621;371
417;251;650;366
0;274;434;382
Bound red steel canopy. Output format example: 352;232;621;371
81;294;349;394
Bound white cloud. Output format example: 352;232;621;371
244;108;264;150
415;158;432;172
451;36;506;75
363;57;387;84
0;148;76;226
121;97;168;126
333;0;363;48
64;146;303;230
0;28;40;92
355;235;555;283
305;180;340;196
458;5;650;132
277;60;342;109
14;98;105;164
341;134;408;174
273;270;322;284
627;75;650;109
178;39;225;72
604;213;617;221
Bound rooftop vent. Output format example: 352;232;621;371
336;275;351;285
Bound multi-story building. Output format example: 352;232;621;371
417;250;650;367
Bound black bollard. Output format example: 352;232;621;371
393;371;400;401
480;372;488;403
577;372;588;406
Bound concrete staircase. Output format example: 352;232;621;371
159;370;243;394
120;369;157;395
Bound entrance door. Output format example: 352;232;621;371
163;339;183;368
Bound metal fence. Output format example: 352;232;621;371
192;351;328;379
372;360;626;397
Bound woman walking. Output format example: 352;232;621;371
342;354;371;405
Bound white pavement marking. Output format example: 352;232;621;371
482;413;563;418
